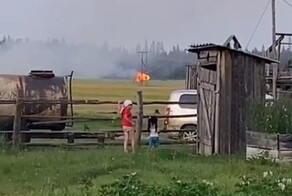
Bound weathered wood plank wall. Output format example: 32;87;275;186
220;51;266;155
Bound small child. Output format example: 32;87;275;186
148;109;160;148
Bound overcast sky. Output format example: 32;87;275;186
0;0;292;50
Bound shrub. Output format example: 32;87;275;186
97;172;218;196
246;151;278;166
97;172;292;196
235;171;292;196
31;172;292;195
0;135;10;153
249;99;292;134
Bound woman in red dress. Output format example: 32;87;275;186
119;100;135;153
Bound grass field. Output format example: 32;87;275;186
70;79;184;130
0;146;292;196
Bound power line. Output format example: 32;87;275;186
282;0;292;8
246;0;271;50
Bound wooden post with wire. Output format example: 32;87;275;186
12;88;22;150
138;51;148;86
135;91;143;151
272;0;276;53
271;0;279;99
277;133;281;160
272;63;278;98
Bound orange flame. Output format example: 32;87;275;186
135;72;150;83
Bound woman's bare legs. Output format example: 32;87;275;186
123;130;129;152
129;128;135;153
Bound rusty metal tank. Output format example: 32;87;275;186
0;70;73;131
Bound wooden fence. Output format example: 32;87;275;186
0;90;198;151
247;131;292;160
0;88;292;159
2;88;292;159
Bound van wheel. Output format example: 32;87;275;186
181;125;197;142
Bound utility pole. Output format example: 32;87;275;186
137;51;148;85
271;0;278;99
289;37;292;51
272;0;276;59
138;51;148;73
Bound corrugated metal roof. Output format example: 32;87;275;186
190;43;215;48
188;44;279;64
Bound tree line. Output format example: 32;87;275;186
0;36;291;79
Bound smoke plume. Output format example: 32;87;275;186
0;38;136;79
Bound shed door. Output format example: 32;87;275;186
197;51;217;156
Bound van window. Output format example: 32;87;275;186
179;94;198;109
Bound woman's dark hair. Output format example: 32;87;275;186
148;116;158;132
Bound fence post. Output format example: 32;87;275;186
135;91;143;151
277;133;280;160
12;89;22;151
272;63;278;99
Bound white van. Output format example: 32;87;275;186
163;89;198;141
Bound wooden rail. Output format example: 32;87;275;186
12;89;22;151
0;114;197;119
25;140;197;149
19;114;197;126
0;99;197;105
135;91;143;150
0;129;197;135
21;114;197;119
0;129;198;147
247;131;292;160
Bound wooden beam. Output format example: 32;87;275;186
0;99;198;105
277;133;280;159
272;63;278;98
12;89;22;151
281;42;292;45
276;33;292;36
277;42;281;60
22;114;197;121
199;88;212;139
134;91;143;152
24;140;197;148
214;51;221;154
271;0;276;59
200;82;215;91
266;35;284;57
67;132;74;144
0;129;199;136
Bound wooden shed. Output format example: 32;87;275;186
188;37;278;156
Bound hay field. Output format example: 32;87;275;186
72;79;184;115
